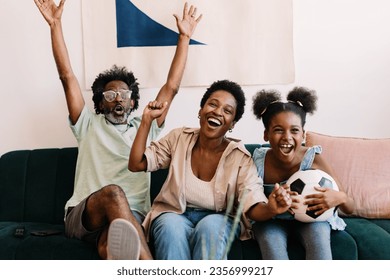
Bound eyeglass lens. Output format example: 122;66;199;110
103;90;131;102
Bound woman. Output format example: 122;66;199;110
251;87;355;259
129;80;291;259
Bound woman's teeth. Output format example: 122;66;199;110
207;117;221;126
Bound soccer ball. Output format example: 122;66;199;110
286;169;339;223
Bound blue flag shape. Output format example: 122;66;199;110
116;0;205;47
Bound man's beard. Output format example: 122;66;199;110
103;104;131;124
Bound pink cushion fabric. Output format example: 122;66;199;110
305;131;390;218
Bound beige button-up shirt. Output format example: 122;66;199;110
142;127;267;240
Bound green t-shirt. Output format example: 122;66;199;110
65;106;163;216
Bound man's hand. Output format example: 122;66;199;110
34;0;65;26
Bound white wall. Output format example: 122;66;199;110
1;0;390;156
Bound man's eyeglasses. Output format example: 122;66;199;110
102;90;131;102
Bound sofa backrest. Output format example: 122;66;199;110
0;148;78;224
0;144;262;224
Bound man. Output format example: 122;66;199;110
34;0;202;259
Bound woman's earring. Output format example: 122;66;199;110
198;115;201;119
229;128;233;133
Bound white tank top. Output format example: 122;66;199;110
185;155;216;210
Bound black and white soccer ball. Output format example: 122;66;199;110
286;169;339;223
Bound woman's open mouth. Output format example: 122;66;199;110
207;117;222;127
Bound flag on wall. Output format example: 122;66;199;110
81;0;294;89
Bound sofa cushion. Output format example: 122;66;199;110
240;226;358;260
344;218;390;259
0;222;100;260
305;131;390;218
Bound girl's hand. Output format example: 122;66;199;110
268;183;292;215
304;186;341;216
283;184;300;214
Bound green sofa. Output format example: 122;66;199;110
1;144;390;259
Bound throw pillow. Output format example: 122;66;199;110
305;131;390;219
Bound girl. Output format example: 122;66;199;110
252;87;355;260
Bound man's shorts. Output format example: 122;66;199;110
65;197;145;244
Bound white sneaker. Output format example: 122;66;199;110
107;218;141;260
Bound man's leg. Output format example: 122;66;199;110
83;184;153;259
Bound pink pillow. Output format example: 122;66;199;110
305;131;390;218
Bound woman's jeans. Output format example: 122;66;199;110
151;209;240;260
253;219;332;260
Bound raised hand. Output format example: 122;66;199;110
173;2;203;38
34;0;65;26
142;100;169;122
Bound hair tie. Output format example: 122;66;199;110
260;100;280;116
288;100;303;107
261;100;303;116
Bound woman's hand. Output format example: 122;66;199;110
142;100;169;123
174;2;203;38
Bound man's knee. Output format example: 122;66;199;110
93;184;127;202
85;185;130;216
